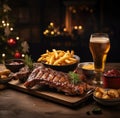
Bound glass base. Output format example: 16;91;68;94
92;80;103;86
92;71;103;86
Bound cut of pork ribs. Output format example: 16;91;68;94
24;65;93;95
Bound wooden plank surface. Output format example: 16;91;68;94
7;79;93;107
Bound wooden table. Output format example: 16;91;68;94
0;63;120;118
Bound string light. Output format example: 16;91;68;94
2;20;5;24
0;3;28;62
21;54;25;58
78;25;82;30
43;30;49;35
57;31;60;35
3;23;6;26
50;22;54;26
6;23;9;26
63;28;67;32
51;31;54;35
2;53;6;58
10;27;13;31
74;26;78;30
16;36;20;40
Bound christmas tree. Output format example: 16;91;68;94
0;1;29;63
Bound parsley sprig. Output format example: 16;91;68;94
68;71;81;85
24;55;33;70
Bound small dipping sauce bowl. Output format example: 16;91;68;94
78;62;95;77
5;59;25;73
102;69;120;89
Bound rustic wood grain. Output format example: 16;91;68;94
7;79;92;107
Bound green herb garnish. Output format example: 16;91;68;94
68;71;81;85
24;54;33;69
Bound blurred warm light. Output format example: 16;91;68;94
43;29;49;35
3;23;6;26
2;53;5;58
74;26;78;30
78;25;83;30
22;54;25;58
72;9;76;13
43;22;62;36
63;28;67;32
10;27;13;31
2;20;5;24
73;25;83;30
6;23;9;26
16;36;19;40
57;31;60;35
43;32;46;35
50;22;54;26
51;31;54;35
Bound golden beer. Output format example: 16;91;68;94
89;37;110;72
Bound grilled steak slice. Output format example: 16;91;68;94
24;65;92;95
9;66;30;82
9;63;43;82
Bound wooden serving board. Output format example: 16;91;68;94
7;79;93;107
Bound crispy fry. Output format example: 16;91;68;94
53;53;68;65
52;49;58;59
49;54;54;65
65;59;71;63
70;50;74;56
37;49;78;66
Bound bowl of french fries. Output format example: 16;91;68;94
37;49;80;72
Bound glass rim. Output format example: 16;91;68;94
91;33;109;37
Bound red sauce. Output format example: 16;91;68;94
103;69;120;89
104;69;120;77
9;61;23;65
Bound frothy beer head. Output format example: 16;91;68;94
90;37;109;43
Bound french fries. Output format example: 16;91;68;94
37;49;78;66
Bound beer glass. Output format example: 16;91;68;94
89;33;110;85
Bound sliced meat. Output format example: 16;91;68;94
24;65;92;95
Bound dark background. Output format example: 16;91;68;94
8;0;120;62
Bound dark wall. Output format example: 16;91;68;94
9;0;120;62
102;0;120;62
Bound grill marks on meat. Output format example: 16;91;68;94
9;66;30;82
24;66;90;95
